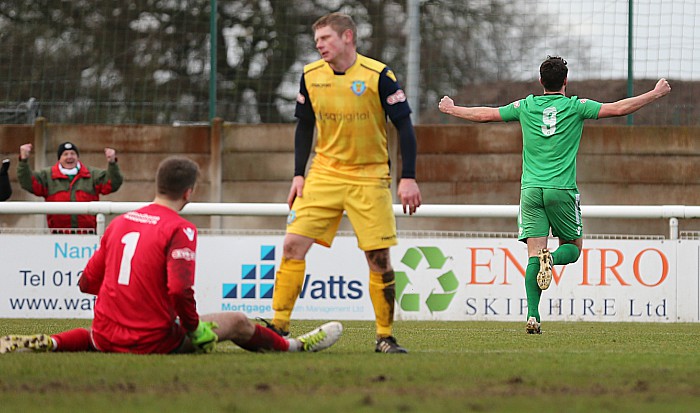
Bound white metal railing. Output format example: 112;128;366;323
1;202;700;239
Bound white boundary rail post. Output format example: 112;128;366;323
669;217;679;240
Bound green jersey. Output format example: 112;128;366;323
499;94;602;189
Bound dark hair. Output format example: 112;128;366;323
156;156;200;200
312;12;357;46
540;56;568;92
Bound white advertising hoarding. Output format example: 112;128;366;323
0;235;98;318
0;234;697;322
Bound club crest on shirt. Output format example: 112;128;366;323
183;227;195;241
579;98;588;104
351;81;366;96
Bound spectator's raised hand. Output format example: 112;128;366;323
19;143;33;160
105;148;117;163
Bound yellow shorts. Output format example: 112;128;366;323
286;173;397;251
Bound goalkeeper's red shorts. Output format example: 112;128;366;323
90;319;186;354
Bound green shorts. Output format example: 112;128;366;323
517;187;582;242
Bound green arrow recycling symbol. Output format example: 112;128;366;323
395;247;459;313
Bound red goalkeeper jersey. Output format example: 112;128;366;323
80;203;199;354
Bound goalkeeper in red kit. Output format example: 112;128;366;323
1;156;342;355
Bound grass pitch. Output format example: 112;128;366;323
1;319;700;412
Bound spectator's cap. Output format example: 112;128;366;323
57;142;79;159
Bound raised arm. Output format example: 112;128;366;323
438;96;503;123
598;79;671;119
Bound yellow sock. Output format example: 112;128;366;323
369;270;396;338
271;257;306;333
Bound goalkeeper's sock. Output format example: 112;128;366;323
237;324;290;352
525;256;542;322
552;243;580;266
369;270;396;338
52;328;92;352
271;258;306;333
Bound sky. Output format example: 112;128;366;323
533;0;698;80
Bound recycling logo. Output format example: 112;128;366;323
395;246;459;313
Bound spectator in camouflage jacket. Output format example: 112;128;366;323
17;141;123;231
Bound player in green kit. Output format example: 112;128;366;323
439;56;671;333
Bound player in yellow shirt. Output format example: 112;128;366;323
268;12;421;353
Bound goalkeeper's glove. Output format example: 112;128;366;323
188;321;219;354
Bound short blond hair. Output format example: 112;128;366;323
312;12;357;46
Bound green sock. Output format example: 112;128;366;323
552;244;580;266
525;256;541;322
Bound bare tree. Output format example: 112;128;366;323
0;0;571;124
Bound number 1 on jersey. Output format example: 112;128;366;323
118;232;141;285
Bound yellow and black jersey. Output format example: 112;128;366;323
294;54;412;181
